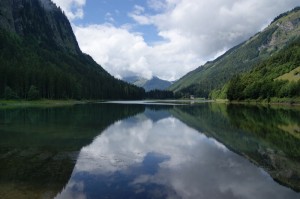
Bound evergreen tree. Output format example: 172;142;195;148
27;85;40;100
4;86;19;99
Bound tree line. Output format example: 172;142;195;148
0;29;146;100
0;29;175;100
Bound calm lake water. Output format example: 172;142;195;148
0;102;300;199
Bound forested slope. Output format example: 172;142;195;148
169;7;300;98
0;0;144;100
225;38;300;101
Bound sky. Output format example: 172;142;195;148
51;0;300;81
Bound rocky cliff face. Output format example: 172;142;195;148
0;0;80;54
258;8;300;53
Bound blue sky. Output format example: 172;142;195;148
72;0;162;43
52;0;300;81
74;1;136;25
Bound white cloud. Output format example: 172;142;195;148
133;5;145;14
147;0;168;11
74;24;154;79
136;0;300;59
55;111;298;199
52;0;86;20
74;24;202;80
128;5;153;25
105;12;115;23
56;0;300;80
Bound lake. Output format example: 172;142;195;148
0;102;300;199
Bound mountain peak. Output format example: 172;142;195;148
123;75;173;91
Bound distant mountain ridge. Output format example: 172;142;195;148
123;76;173;91
0;0;144;99
123;76;148;88
169;7;300;98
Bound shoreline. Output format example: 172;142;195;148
1;98;300;109
0;99;212;106
0;99;95;108
214;98;300;109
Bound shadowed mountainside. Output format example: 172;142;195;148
0;0;145;100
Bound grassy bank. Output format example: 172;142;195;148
0;99;93;109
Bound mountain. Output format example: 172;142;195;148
123;76;148;88
0;0;145;100
169;7;300;98
143;76;173;91
123;76;173;91
224;37;300;101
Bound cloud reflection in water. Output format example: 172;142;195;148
56;109;300;199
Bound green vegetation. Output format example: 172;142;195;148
209;83;229;99
170;7;300;98
27;85;40;100
0;0;145;100
145;90;174;99
276;66;300;82
0;29;145;100
0;99;90;109
226;38;300;101
3;86;19;100
171;103;300;191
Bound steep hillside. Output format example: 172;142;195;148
225;38;300;101
0;0;144;100
276;66;300;82
169;7;300;98
123;76;172;91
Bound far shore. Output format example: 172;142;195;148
0;98;300;109
0;98;212;108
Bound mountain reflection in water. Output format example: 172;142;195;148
55;105;300;199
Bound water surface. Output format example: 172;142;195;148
0;102;300;199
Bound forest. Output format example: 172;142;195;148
0;29;176;100
0;29;146;100
0;0;146;100
225;38;300;101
